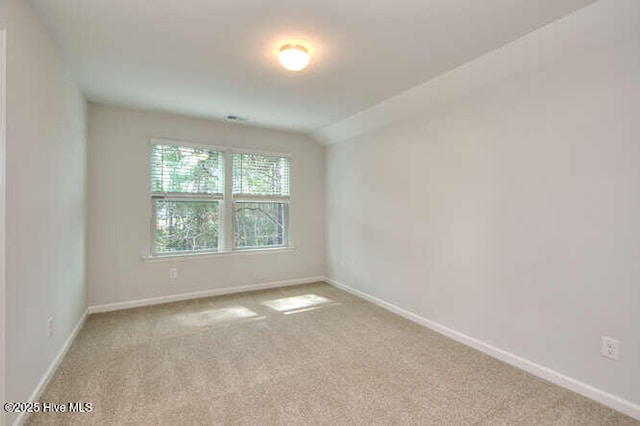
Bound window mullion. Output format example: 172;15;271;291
232;194;290;202
152;192;223;200
223;149;234;251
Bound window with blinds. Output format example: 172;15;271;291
232;153;290;198
232;152;290;249
151;144;224;197
148;141;291;256
151;143;224;254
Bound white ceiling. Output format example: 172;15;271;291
31;0;596;133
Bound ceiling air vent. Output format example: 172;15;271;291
225;115;248;122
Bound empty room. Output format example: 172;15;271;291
1;0;639;424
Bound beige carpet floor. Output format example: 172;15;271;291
28;282;636;425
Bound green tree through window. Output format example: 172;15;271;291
151;144;224;254
232;153;290;249
150;142;291;255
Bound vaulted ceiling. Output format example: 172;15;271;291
32;0;595;133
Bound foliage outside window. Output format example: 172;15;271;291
232;153;290;249
151;143;224;254
150;141;290;255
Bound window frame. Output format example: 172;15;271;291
148;139;292;258
149;139;227;256
231;148;292;251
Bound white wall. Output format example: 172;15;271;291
326;5;640;412
87;104;324;306
3;0;87;423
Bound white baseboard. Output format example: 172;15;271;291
88;276;326;314
14;309;89;426
325;277;640;421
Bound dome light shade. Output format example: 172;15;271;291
278;44;310;71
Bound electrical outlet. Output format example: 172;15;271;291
169;268;177;279
601;336;619;360
47;317;54;338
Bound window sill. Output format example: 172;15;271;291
141;246;297;263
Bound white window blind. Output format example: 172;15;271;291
232;153;290;199
151;144;224;198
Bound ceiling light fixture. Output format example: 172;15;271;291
278;43;310;71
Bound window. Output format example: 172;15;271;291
151;143;224;254
150;141;291;256
232;152;290;249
